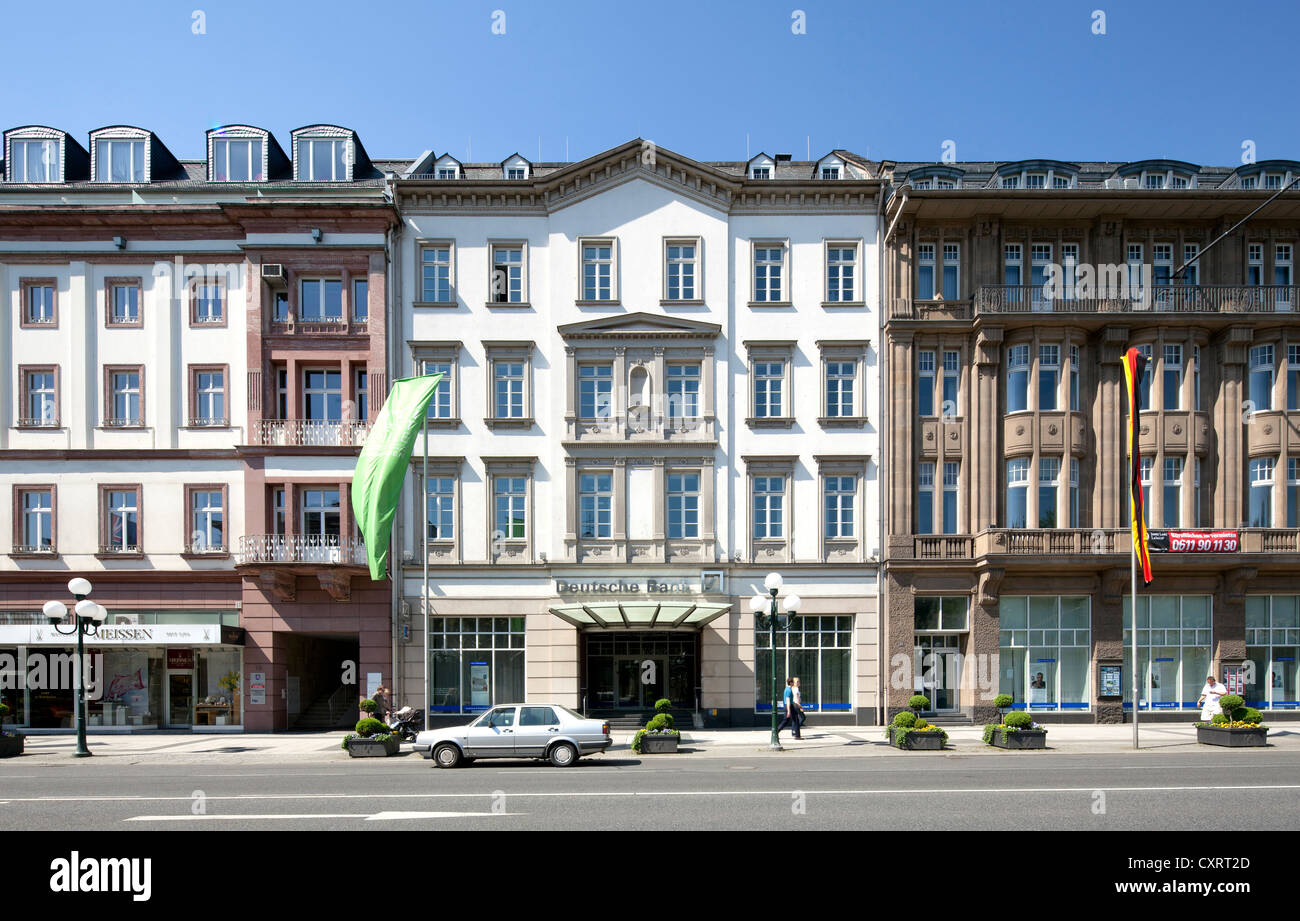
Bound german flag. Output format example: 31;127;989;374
1122;347;1154;584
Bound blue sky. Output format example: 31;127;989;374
2;0;1297;166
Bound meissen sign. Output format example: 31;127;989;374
0;625;242;646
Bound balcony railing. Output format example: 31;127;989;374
16;417;59;428
975;284;1299;315
269;315;368;336
911;528;1300;559
238;535;367;566
252;420;370;447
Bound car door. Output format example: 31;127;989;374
515;706;562;757
464;706;518;757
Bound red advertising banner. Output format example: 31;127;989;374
167;647;195;670
1148;530;1239;553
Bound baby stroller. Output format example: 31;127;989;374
389;706;424;741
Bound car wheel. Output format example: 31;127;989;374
433;743;462;769
548;742;578;767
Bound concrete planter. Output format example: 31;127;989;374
990;729;1047;750
1197;725;1269;747
640;734;680;754
893;727;944;750
0;734;23;758
347;736;400;757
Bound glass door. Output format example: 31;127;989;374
167;672;193;728
915;635;961;712
615;657;665;709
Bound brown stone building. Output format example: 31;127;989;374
881;158;1300;723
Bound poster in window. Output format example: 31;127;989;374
470;661;490;707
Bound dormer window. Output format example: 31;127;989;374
913;179;932;190
1265;173;1284;190
1052;175;1072;188
302;138;348;181
1241;176;1258;189
751;166;771;179
95;138;145;182
820;166;840;180
10;138;61;183
438;168;457;179
506;167;526;180
936;179;956;189
1003;175;1019;189
502;155;530;180
1024;173;1046;189
1171;176;1189;189
212;137;264;182
1144;173;1165;189
433;155;461;180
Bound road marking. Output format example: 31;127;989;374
365;811;516;820
10;783;1300;805
124;811;517;822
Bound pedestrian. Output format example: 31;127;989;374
371;685;390;723
792;676;807;738
776;677;800;740
1197;674;1227;721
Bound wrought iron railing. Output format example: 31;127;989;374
238;534;367;565
975;284;1298;315
252;420;370;447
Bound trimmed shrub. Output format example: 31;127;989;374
646;713;674;732
1236;707;1263;725
1218;694;1244;713
992;694;1014;710
1210;713;1230;726
355;717;389;737
1004;711;1034;730
891;711;917;729
0;702;9;722
914;718;929;729
908;695;930;712
359;698;378;715
654;698;672;714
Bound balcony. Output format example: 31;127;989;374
251;420;370;447
237;535;369;601
974;285;1299;316
269;315;368;336
910;527;1300;560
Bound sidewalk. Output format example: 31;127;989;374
4;723;1297;765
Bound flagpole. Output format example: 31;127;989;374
422;409;430;732
1132;513;1139;750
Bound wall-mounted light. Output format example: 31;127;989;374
112;236;126;250
311;228;322;243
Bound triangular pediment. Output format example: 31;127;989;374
559;311;721;340
539;139;740;213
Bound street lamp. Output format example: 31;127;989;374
750;572;801;751
42;577;108;758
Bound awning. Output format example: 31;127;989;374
548;601;731;631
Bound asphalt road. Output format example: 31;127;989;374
2;749;1298;831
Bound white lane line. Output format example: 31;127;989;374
11;783;1300;805
125;811;517;822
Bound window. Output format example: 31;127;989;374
580;240;615;301
21;368;58;426
826;243;857;302
825;360;856;418
1007;458;1029;528
753;360;785;418
1289;459;1300;529
425;476;456;541
1002;175;1019;189
490;243;526;304
667;473;700;539
484;343;533;426
1070;345;1080;411
1250;345;1274;411
1000;596;1091;711
275;367;288;419
1248;243;1264;285
1069;458;1081;528
917;462;935;535
1242;176;1258;190
95;139;145;182
107;280;141;326
941;351;960;417
1289;345;1300;411
1140;456;1152;517
821;166;840;180
492;476;528;541
750;166;771;179
1007;345;1030;413
666;363;700;421
1144;173;1165;190
1025;173;1046;189
1195;458;1206;528
301;138;347;181
1153;243;1173;286
823;476;856;539
753;243;785;302
1127;244;1145;300
1038;345;1059;411
427;616;525;713
495;361;525;418
273;291;290;323
353;278;368;321
1276;246;1293;308
1243;596;1300;710
1184;244;1200;286
189;488;226;552
1171;175;1189;189
1030;243;1052;310
303;369;342;422
917;243;936;300
192;282;224;324
1004;244;1023;286
1136;344;1153;411
300;279;343;321
16;487;54;552
942;463;959;534
271;487;286;536
106;368;143;426
1163;456;1183;528
437;167;457;180
1193;345;1202;411
103;488;140;553
1250;458;1273;528
1122;595;1213;710
1052;175;1072;189
918;350;936;417
505;167;527;180
10;138;61;182
1038;458;1059;528
1163;344;1183;410
355;369;368;422
755;614;852;712
579;473;613;539
751;475;785;540
914;596;968;631
420;244;454;303
301;488;341;540
578;364;613;420
23;281;56;326
665;240;698;301
1265;174;1284;190
191;367;227;426
211;137;263;182
942;242;959;299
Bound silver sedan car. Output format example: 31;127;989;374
413;704;612;768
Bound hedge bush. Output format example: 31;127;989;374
355;717;389;737
1210;713;1230;726
1004;711;1034;730
1218;694;1244;713
359;698;378;715
646;713;674;732
992;694;1014;710
908;695;930;711
891;711;917;729
654;698;672;714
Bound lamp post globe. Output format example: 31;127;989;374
42;600;68;622
763;572;783;594
47;580;102;757
68;577;92;599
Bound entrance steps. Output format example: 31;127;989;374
926;712;975;726
590;710;700;731
291;689;355;731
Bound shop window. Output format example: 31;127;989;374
1122;595;1212;710
1244;596;1300;710
999;596;1091;710
427;616;526;713
755;615;852;712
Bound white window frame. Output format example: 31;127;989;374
578;237;618;303
824;240;861;304
415;342;462;427
751;240;789;304
418;240;456;305
745;341;795;426
663;237;701;302
484;342;534;428
489;240;528;306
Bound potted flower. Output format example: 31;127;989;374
632;698;680;754
1196;694;1269;747
342;716;401;757
887;695;947;750
0;702;22;758
983;696;1048;750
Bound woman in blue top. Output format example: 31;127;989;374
776;677;802;740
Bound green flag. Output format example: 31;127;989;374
351;373;443;580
